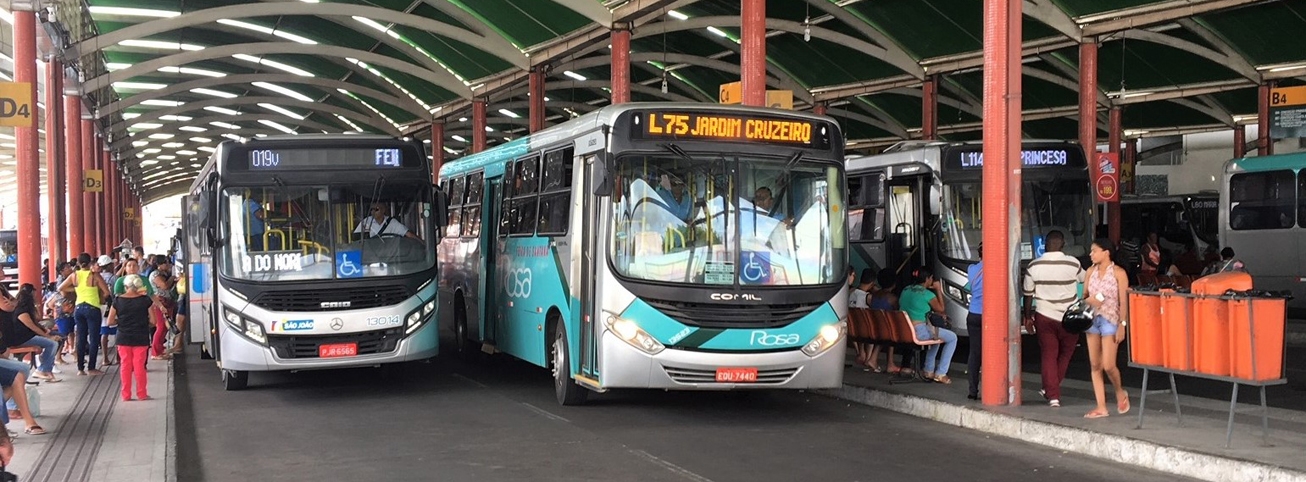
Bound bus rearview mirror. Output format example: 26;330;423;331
590;153;612;196
432;184;450;231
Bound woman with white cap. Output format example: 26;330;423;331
96;254;119;367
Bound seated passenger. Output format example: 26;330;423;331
870;269;906;375
656;177;693;222
848;269;880;372
354;203;420;240
899;268;958;384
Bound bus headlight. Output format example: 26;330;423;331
605;316;664;355
405;300;434;335
223;306;267;345
802;320;846;357
245;321;266;344
223;308;243;330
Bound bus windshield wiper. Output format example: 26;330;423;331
662;143;692;162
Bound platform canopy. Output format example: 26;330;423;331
0;0;1303;204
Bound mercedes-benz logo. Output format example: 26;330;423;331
330;318;344;331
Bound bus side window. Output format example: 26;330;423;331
1229;170;1295;230
446;176;465;238
508;155;541;236
463;172;484;238
538;147;574;236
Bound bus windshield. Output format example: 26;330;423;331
221;182;434;282
940;178;1093;262
610;153;845;286
0;230;15;265
1187;201;1218;245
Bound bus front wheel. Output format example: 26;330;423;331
223;369;248;391
552;324;588;406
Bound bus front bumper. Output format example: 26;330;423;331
217;317;439;372
595;330;846;390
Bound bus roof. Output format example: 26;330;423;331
438;102;841;179
1225;151;1306;174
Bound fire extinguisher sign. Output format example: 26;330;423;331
0;82;34;128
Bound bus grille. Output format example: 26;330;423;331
267;328;402;359
662;366;798;385
252;285;411;312
643;299;826;328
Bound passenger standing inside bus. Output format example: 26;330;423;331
1022;230;1085;408
58;253;111;376
106;275;155;401
245;198;268;251
965;246;984;400
1083;239;1130;418
899;268;958;384
657;177;693;221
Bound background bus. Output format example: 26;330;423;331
1120;192;1218;277
185;135;445;390
1221;153;1306;314
0;229;15;291
438;103;849;405
846;141;1094;336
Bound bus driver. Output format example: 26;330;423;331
354;203;420;240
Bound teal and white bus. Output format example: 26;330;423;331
438;103;849;405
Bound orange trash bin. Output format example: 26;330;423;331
1192;295;1230;377
1229;296;1286;381
1128;291;1164;366
1160;291;1193;371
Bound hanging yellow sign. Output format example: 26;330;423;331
84;169;104;193
124;207;136;220
0;82;33;127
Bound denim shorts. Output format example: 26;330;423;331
1085;315;1117;336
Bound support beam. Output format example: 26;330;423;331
84;42;468;101
13;8;39;287
742;0;767;106
1080;42;1100;186
83;121;97;256
98;74;427;120
921;75;938;140
1234;124;1246;159
980;0;1023;408
1108;106;1122;245
1114;28;1258;81
611;26;631;105
529;68;546;132
1079;0;1272;36
1024;0;1082;40
65;95;84;258
472;99;487;154
803;0;922;80
45;57;64;268
1258;83;1272;155
74;2;526;70
1111;79;1255;105
119;96;396;136
1124;138;1138;195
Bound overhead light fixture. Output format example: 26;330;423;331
140;99;185;107
217;19;317;44
233;54;314;77
158;115;193;122
158;155;176;160
253;82;314;102
498;109;520;119
451;135;467;142
162;142;185;148
259;119;298;135
88;6;180;17
112;82;166;90
210;121;242;129
143;148;162;154
160;66;227;77
706;27;729;38
148;133;175;140
105;63;133;71
191;88;237;99
259;103;306;120
180;126;208;133
119;39;205;51
190;137;213;143
204;106;241;116
122;113;142;119
130;122;163;130
177;150;198;156
198;146;216;152
668;10;689;20
563;70;587;81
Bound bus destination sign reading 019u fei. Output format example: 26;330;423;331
633;111;827;148
247;148;406;170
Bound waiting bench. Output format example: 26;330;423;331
847;308;943;383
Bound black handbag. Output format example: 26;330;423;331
927;311;951;329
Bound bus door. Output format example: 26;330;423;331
848;170;888;275
480;178;502;345
885;169;929;277
578;154;600;377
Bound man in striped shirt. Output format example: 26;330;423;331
1022;230;1085;408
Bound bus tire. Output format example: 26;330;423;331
200;344;214;360
453;296;475;359
551;324;588;406
222;369;248;391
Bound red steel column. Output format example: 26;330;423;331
472;99;487;154
1108;106;1122;245
922;75;938;140
13;9;40;287
1079;41;1099;183
741;0;766;106
611;26;631;105
431;122;444;184
95;141;105;252
1124;139;1138;195
82;121;96;255
1233;125;1247;159
980;0;1022;406
529;69;546;132
1258;83;1273;156
107;159;119;245
65;95;84;257
45;58;64;269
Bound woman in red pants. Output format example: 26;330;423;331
106;275;156;401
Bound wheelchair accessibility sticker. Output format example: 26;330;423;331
336;250;363;279
740;251;771;284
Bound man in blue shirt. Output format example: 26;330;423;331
657;178;693;222
966;245;984;400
